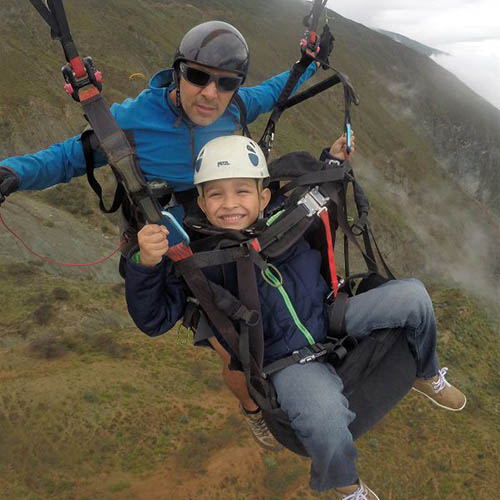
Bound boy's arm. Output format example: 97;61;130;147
125;223;186;336
125;253;186;336
237;62;318;123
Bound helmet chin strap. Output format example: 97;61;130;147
173;68;196;127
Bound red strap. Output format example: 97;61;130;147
319;209;338;297
70;57;86;79
250;238;261;252
166;243;193;262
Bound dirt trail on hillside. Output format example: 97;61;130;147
115;391;311;500
126;446;270;500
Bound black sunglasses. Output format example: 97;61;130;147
179;62;243;92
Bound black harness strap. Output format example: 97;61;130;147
175;259;241;357
327;291;349;337
273;166;348;197
29;0;77;61
82;129;125;213
233;93;251;139
254;205;311;251
259;55;315;157
175;246;248;270
237;258;264;370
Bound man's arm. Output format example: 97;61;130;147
0;100;128;192
237;62;318;123
0;136;90;191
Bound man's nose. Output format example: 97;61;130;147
200;80;218;99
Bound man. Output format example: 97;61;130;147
0;21;319;210
0;21;326;450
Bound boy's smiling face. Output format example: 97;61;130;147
197;177;271;230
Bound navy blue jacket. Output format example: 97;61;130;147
125;238;330;366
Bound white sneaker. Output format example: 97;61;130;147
334;480;380;500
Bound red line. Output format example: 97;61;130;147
0;211;125;267
320;209;338;297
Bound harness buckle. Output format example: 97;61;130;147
297;187;329;217
62;56;102;102
292;344;328;364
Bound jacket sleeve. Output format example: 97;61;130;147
237;62;318;123
0;135;91;190
125;255;187;336
0;102;125;191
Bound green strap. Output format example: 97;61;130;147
266;209;286;226
262;265;315;346
131;251;141;264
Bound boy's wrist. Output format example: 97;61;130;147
131;250;160;268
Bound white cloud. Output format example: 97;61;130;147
324;0;500;109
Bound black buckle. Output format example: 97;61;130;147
292;344;328;364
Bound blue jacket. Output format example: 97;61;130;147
125;237;330;366
1;65;317;192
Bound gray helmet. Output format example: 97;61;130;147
173;21;250;81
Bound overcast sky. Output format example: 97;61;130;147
324;0;500;110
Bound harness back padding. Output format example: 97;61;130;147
260;328;416;456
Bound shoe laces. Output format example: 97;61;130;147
242;407;270;436
252;415;271;437
433;367;451;393
341;485;371;500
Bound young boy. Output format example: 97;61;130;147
125;135;466;500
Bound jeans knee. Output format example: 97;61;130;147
295;397;354;446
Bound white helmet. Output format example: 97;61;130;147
194;135;269;187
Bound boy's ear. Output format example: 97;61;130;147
260;187;272;211
197;195;207;215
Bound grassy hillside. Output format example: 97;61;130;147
0;0;499;499
1;268;499;500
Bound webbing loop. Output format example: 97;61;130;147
262;266;315;346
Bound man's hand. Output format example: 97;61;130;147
137;224;169;267
0;167;20;206
329;132;355;161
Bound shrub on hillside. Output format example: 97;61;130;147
32;304;54;325
52;287;70;301
28;333;67;359
89;332;131;359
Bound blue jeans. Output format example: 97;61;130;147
270;278;440;492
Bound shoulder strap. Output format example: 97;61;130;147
233;93;252;139
81;129;125;214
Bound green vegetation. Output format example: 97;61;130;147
0;0;499;499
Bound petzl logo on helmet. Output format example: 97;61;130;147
217;161;230;167
246;142;260;166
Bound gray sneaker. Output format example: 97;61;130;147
240;406;283;451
